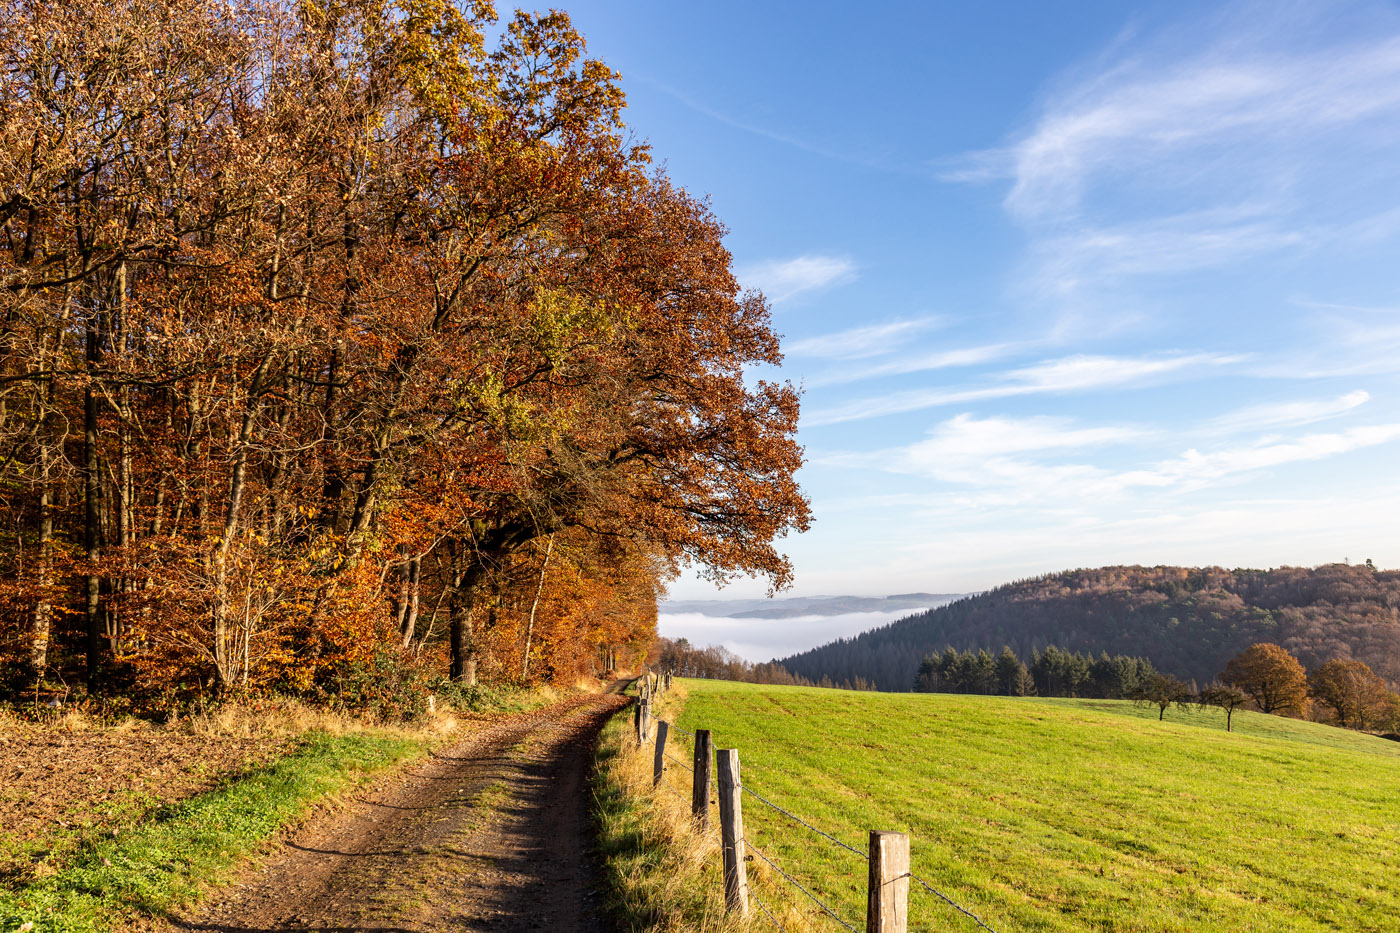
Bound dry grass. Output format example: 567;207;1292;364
179;697;463;741
592;682;810;932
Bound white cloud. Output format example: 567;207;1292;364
785;317;944;359
805;351;1241;425
1204;390;1371;434
736;255;857;303
991;32;1400;222
951;8;1400;329
903;413;1142;460
1123;423;1400;491
805;342;1018;388
822;406;1400;510
1007;352;1242;390
821;413;1144;503
1030;206;1310;298
880;488;1400;593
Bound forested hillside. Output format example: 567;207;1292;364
777;564;1400;691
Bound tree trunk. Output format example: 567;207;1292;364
31;442;53;676
521;534;554;681
211;353;273;688
84;290;104;689
449;568;479;684
399;555;422;648
29;322;59;678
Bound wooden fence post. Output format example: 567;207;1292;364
639;699;650;742
633;701;643;745
692;729;713;827
716;748;749;917
867;831;909;933
653;720;669;786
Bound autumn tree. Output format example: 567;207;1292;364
1221;643;1308;716
0;0;808;705
1308;659;1399;730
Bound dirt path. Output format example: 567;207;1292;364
171;689;630;932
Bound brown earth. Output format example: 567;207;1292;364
164;689;630;933
0;718;293;884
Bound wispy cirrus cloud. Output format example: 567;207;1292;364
950;5;1400;319
784;317;944;359
805;342;1019;388
1030;204;1310;298
823;413;1144;475
804;351;1242;426
736;254;857;304
829;407;1400;506
1115;423;1400;492
1204;389;1371;435
988;29;1400;223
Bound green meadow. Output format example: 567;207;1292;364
663;679;1400;932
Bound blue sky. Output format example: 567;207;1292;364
561;0;1400;601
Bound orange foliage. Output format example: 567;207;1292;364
0;0;808;709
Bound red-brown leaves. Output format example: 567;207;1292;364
0;0;806;705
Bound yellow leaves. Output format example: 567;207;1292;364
389;0;491;126
528;288;615;367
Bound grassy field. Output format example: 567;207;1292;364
661;679;1400;933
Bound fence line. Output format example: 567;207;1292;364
634;668;1000;933
751;888;791;933
740;781;871;862
745;836;861;933
908;873;999;933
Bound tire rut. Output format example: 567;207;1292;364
170;691;629;933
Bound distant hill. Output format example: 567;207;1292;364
661;592;962;619
775;564;1400;691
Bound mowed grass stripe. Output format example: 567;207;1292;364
671;679;1400;933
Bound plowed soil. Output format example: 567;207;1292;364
0;722;292;884
166;689;629;933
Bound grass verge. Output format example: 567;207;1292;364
0;728;427;932
592;681;752;932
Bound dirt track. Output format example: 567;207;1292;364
170;690;629;932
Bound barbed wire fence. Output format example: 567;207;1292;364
628;670;1001;933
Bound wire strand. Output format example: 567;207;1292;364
744;837;860;933
740;782;870;862
751;888;789;932
650;715;995;931
908;873;1000;932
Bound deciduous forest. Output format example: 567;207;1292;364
778;563;1400;693
0;0;809;711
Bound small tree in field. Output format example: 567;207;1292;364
1222;643;1308;716
1136;673;1193;721
1198;682;1248;732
